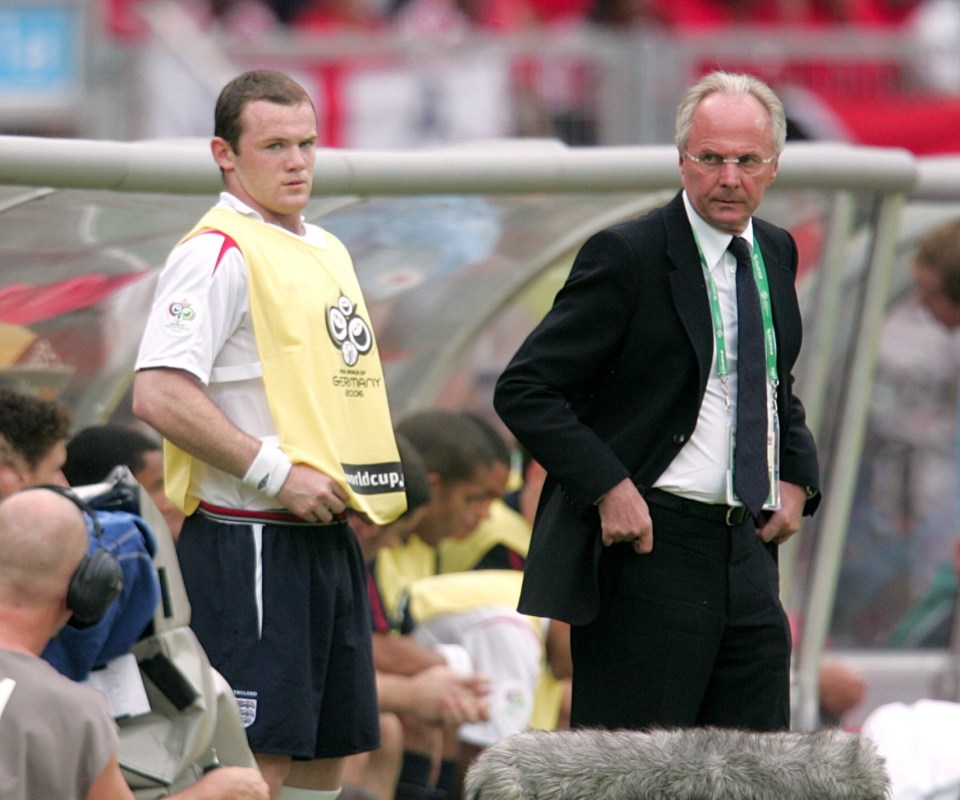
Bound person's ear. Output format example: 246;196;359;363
210;137;235;173
0;461;25;500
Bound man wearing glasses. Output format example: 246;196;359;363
494;71;821;732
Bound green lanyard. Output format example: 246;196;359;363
693;232;779;396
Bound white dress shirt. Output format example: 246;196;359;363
653;191;757;505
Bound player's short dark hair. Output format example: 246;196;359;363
214;69;314;152
64;424;161;486
0;389;72;470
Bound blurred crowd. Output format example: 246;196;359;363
102;0;927;40
92;0;960;151
3;0;956;145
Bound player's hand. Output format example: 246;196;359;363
277;464;349;523
190;766;270;799
411;665;490;726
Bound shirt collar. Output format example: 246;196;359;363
682;191;755;271
219;191;262;219
217;192;308;232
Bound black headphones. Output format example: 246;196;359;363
24;485;125;625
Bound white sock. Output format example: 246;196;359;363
277;788;341;800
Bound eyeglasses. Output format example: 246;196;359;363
684;150;776;177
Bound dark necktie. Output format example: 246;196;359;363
729;235;769;519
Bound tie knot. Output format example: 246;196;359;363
728;236;751;264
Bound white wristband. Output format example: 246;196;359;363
242;441;293;498
434;643;474;678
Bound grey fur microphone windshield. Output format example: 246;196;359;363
464;726;890;800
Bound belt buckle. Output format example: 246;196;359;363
725;506;738;526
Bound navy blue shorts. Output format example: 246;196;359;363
177;513;380;759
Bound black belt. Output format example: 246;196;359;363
645;488;751;526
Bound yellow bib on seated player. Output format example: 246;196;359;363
405;570;527;623
375;533;438;625
438;500;531;574
165;208;406;524
0;322;37;365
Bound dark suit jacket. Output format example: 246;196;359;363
493;191;820;625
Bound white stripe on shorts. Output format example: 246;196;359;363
253;523;264;638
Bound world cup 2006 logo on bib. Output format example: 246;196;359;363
326;293;373;367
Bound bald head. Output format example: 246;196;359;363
0;489;89;608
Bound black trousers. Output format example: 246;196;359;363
569;500;791;732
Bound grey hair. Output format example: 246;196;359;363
675;71;787;156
